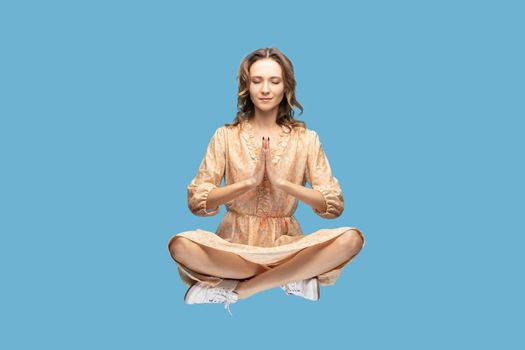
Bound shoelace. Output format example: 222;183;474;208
284;281;302;294
206;287;237;316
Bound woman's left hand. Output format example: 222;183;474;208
264;137;286;189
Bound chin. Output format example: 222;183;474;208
256;104;277;110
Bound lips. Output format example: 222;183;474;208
260;98;272;101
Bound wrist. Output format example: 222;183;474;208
244;178;257;189
275;179;289;191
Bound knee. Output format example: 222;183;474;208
169;237;197;263
334;230;364;256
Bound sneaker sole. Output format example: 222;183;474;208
184;282;198;303
308;276;320;301
315;277;320;300
303;277;321;301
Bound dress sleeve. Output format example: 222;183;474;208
305;130;344;219
187;127;226;216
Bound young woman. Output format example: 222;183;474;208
167;47;366;316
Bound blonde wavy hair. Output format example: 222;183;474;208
224;48;306;133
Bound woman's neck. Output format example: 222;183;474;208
250;110;279;130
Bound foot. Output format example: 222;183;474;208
281;277;320;301
233;281;254;300
184;279;240;316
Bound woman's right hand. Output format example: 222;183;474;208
249;136;268;188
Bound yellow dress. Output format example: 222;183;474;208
167;120;366;288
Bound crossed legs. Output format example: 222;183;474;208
235;230;364;299
169;236;268;280
168;229;364;300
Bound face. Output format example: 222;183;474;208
249;58;285;114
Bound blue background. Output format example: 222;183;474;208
1;0;523;349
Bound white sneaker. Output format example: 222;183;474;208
280;277;320;301
184;279;240;316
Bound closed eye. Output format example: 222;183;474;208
252;81;281;84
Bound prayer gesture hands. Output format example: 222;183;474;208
250;137;285;189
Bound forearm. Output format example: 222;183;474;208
206;179;256;211
276;180;327;213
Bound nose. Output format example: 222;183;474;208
261;81;270;94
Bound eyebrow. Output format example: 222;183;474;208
251;76;282;79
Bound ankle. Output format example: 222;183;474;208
234;281;250;299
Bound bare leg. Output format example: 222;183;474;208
234;229;364;299
169;237;267;279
